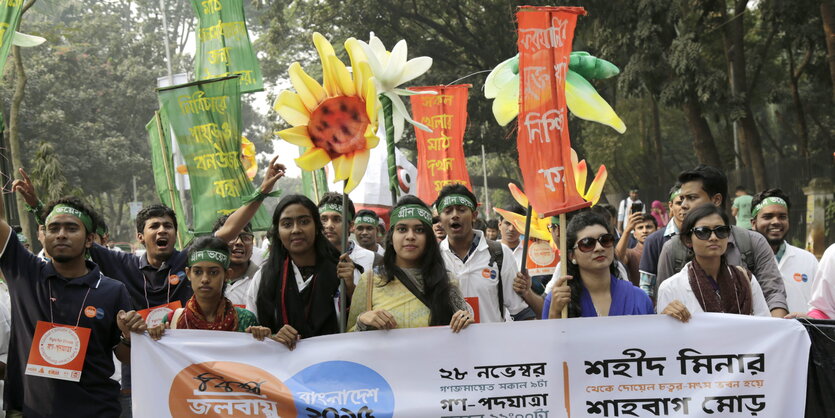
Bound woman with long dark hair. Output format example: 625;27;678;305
245;194;346;349
657;204;769;318
544;211;656;318
347;196;472;332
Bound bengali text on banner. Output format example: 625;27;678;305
157;75;270;233
516;7;589;216
409;84;472;204
131;313;809;417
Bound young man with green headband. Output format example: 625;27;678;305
638;184;683;300
354;209;385;257
318;192;379;282
750;189;818;313
0;194;146;417
435;184;536;323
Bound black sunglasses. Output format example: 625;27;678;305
690;225;731;241
574;234;615;252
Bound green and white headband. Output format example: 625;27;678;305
46;204;94;233
436;194;476;212
669;188;681;203
189;250;230;269
355;214;379;226
751;197;787;218
390;204;433;227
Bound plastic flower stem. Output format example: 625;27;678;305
379;94;399;204
520;206;533;276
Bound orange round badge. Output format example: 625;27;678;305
84;306;97;318
482;268;492;278
169;274;180;285
169;361;296;417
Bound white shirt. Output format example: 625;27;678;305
440;230;529;323
544;261;629;294
808;244;835;318
0;281;10;417
504;241;524;270
777;243;819;313
245;261;313;320
617;197;645;224
657;262;770;317
349;242;375;276
375;245;385;258
225;261;262;307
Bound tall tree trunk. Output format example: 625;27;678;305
821;1;835;102
722;0;767;191
682;97;723;169
9;45;35;245
649;94;668;180
787;46;812;165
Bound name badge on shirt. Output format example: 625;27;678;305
138;301;183;328
464;297;481;324
26;321;91;382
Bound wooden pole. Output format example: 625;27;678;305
338;182;349;333
519;206;533;275
560;213;568;319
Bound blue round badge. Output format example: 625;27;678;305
286;361;394;418
95;307;105;319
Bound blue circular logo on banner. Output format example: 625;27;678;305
286;361;394;418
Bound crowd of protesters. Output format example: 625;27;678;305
0;160;831;417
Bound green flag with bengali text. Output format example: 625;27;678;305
191;0;263;93
157;75;270;234
0;0;23;72
146;110;192;248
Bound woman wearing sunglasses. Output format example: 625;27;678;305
544;212;655;319
347;196;472;332
657;204;770;319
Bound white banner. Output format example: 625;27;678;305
132;314;809;418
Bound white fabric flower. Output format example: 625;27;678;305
355;33;434;140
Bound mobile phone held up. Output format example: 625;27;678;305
631;202;644;214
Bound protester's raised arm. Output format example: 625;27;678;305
215;155;286;242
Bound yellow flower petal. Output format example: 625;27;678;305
586;165;608;206
575;159;588;199
364;81;378;123
508;183;529;208
364;126;379;149
277;126;314;148
289;62;326;113
332;154;351;182
313;33;341;97
328;55;356;97
274;91;310;127
296;147;331;171
344;149;370;193
493;77;520;127
351;61;370;101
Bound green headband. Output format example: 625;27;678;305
46;204;94;233
355;214;378;226
437;194;476;212
188;250;230;269
550;216;560;225
390;204;433;227
751;197;787;218
669;188;681;203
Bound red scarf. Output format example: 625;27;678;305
688;259;753;315
177;296;239;331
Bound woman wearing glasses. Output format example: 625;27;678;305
656;204;770;318
544;211;655;319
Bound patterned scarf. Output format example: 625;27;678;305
688;259;753;315
177;296;239;331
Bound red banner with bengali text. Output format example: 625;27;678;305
516;7;589;217
409;84;472;204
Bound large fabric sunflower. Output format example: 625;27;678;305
274;33;379;193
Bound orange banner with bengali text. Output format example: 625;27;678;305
516;7;590;217
409;84;472;204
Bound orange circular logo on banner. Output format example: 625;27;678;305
169;361;296;417
84;306;97;318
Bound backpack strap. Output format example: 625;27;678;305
485;239;505;320
670;235;691;275
731;226;755;272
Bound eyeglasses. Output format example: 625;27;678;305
690;226;731;241
231;233;254;244
573;234;615;252
547;224;559;231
